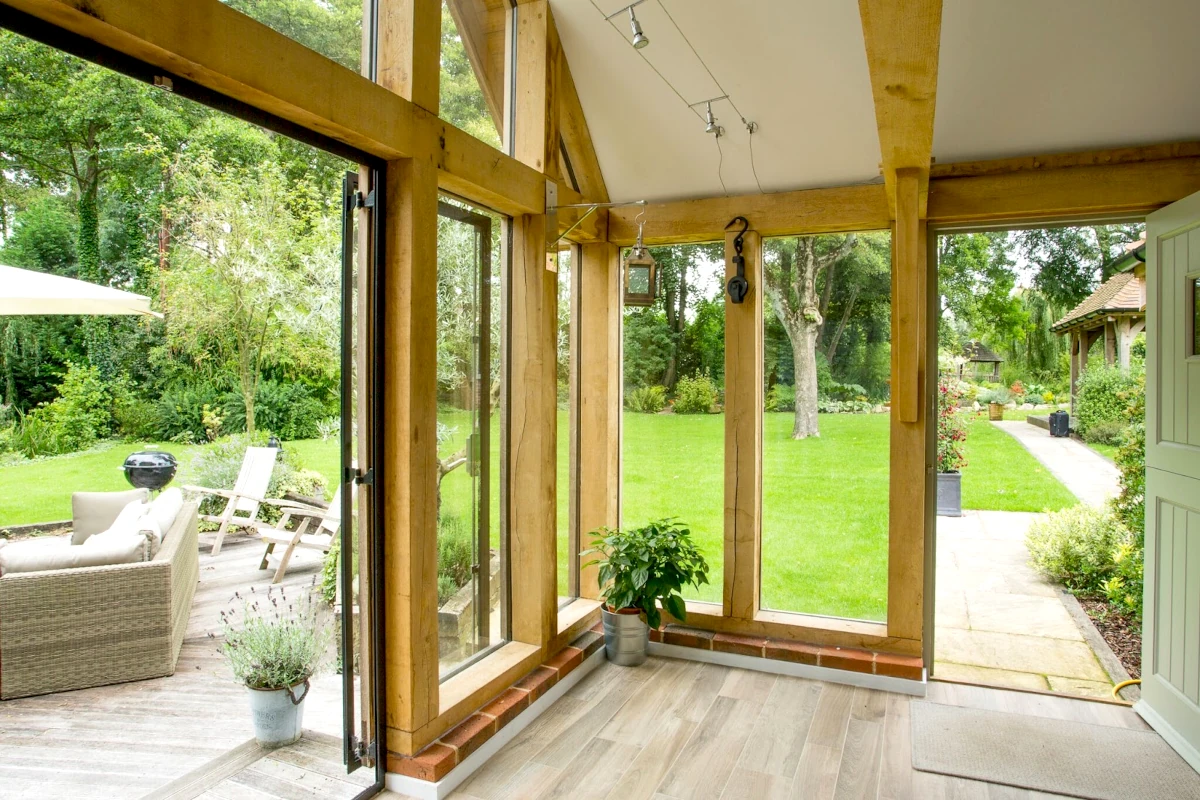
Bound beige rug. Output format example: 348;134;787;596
911;701;1200;800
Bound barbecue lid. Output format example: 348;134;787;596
123;451;178;469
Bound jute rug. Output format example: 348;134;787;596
911;701;1200;800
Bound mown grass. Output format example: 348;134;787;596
0;411;1077;621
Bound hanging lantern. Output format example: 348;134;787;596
623;209;656;307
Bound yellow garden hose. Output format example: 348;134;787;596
1112;678;1141;699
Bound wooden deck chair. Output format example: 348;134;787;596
255;486;343;584
183;446;278;555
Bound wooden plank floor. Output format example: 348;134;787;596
408;658;1153;800
0;532;349;800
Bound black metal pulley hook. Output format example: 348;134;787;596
725;216;750;304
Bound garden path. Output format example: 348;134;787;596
991;420;1120;506
935;511;1117;699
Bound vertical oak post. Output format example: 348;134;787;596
724;230;763;620
578;240;621;599
377;0;441;743
887;169;929;643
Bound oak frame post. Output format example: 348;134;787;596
724;230;763;620
887;169;929;643
577;241;621;600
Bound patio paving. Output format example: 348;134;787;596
992;420;1121;506
935;510;1115;699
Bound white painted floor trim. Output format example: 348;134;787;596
648;641;928;696
1135;699;1200;775
384;648;606;800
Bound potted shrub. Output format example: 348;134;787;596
584;519;709;666
217;585;333;748
937;377;968;517
978;387;1011;420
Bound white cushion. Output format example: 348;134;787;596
83;527;154;563
71;488;149;545
147;488;184;541
0;533;144;576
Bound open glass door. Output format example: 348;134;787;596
340;168;385;787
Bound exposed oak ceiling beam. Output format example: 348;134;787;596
858;0;942;218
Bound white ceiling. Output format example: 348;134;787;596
550;0;881;203
551;0;1200;204
935;0;1200;163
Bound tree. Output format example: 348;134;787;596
1016;224;1143;309
166;146;339;434
937;231;1022;352
439;2;501;148
224;0;363;72
763;234;858;439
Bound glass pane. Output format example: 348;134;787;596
441;0;503;149
628;265;651;295
557;248;575;603
436;197;507;678
621;243;725;603
1193;277;1200;356
222;0;363;72
761;233;891;621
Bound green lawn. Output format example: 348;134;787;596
1086;441;1118;462
1;411;1078;623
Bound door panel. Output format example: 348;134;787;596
1139;190;1200;772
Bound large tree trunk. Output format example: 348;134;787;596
791;321;821;438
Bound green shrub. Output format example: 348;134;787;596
977;387;1011;405
1074;363;1138;437
673;371;718;414
156;384;224;442
219;585;333;689
437;514;473;605
937;377;968;473
1026;505;1127;593
1112;374;1145;543
823;381;869;402
627;385;667;413
1102;537;1144;618
817;399;876;414
321;535;340;606
10;363;116;457
765;383;795;412
114;395;162;441
223;380;328;440
1083;419;1128;446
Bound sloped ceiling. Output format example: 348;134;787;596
549;0;881;203
551;0;1200;205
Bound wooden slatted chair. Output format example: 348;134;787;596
255;487;343;584
183;446;279;555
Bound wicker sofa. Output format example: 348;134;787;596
0;501;199;699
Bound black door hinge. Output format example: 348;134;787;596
344;466;375;486
354;738;377;763
355;190;376;209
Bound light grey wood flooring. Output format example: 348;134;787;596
415;658;1151;800
0;533;348;800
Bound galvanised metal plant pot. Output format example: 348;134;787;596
246;679;310;748
937;471;963;517
602;606;649;667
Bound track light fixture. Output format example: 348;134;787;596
605;1;649;49
704;101;722;137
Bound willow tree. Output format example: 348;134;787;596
166;146;338;434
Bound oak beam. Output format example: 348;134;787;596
927;157;1200;226
724;230;763;621
577;242;622;600
509;214;559;647
887;170;929;645
558;51;608;202
609;184;891;246
378;0;441;113
514;0;561;180
858;0;942;216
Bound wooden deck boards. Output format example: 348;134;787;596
0;532;348;800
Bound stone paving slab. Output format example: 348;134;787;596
935;510;1115;697
992;420;1120;507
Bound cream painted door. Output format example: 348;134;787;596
1139;189;1200;772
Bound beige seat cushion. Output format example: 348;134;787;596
71;488;149;545
0;532;145;576
148;488;184;541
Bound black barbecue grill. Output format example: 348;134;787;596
122;451;178;491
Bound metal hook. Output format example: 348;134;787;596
724;216;750;304
634;206;648;251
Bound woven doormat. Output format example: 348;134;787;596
911;701;1200;800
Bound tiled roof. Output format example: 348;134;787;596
962;340;1002;362
1051;271;1145;332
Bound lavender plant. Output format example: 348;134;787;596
215;581;334;690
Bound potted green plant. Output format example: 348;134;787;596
216;584;333;748
977;387;1011;421
584;519;710;666
937;376;968;517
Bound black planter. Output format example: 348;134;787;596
122;451;178;491
937;471;962;517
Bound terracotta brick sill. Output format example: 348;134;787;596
388;628;605;782
653;624;923;681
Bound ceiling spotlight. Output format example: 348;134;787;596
628;7;649;49
704;102;723;137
